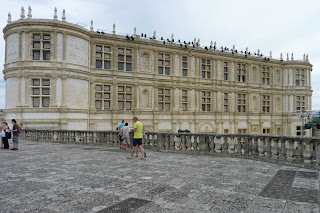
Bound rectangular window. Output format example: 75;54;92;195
116;48;132;71
95;84;111;110
31;79;50;107
32;33;51;60
262;95;271;113
201;91;211;112
118;86;132;110
223;62;228;80
237;94;246;112
224;93;228;112
238;129;247;134
202;59;211;79
158;53;171;75
158;88;171;111
96;45;112;70
182;90;188;111
262;67;271;85
224;129;229;134
296;96;306;111
263;128;270;135
182;56;188;76
237;63;246;82
295;69;305;86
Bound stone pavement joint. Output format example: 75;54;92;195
0;140;319;212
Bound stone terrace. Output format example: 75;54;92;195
0;140;319;213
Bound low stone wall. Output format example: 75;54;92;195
21;130;320;168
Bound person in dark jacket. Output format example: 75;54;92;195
11;119;19;150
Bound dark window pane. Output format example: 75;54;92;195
118;55;124;61
43;35;51;40
104;61;110;69
158;67;163;74
165;67;170;75
33;51;40;60
118;62;124;70
126;56;131;62
202;72;205;78
42;97;50;107
202;105;205;111
33;97;40;107
33;42;40;49
96;60;102;68
126;63;132;71
43;51;50;60
183;69;187;76
33;34;41;40
43;42;50;49
207;72;211;78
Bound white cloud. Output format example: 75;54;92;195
0;0;319;109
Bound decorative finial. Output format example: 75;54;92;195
246;47;248;53
134;27;136;37
197;38;200;46
280;53;283;60
270;51;272;59
194;38;196;45
233;45;235;52
286;53;289;60
20;7;25;19
291;53;294;60
90;20;94;31
210;41;213;48
7;13;12;24
257;49;260;56
112;24;116;34
62;9;66;21
306;54;309;61
27;6;32;19
54;7;58;20
214;41;216;48
171;33;174;41
153;31;156;39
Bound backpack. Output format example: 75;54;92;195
17;125;21;133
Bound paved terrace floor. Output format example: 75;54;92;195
0;140;319;213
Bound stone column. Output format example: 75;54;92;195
61;75;67;107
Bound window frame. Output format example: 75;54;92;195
158;53;171;75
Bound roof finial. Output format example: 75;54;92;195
194;38;196;45
257;49;260;56
20;7;25;19
153;30;156;39
62;9;66;21
112;23;116;34
303;54;306;61
245;47;248;53
280;53;283;60
210;41;213;48
233;45;235;52
306;54;309;61
54;7;58;20
286;53;289;60
214;41;216;48
197;38;200;46
90;20;94;31
134;27;136;37
270;51;272;59
7;13;12;24
27;6;32;19
291;53;294;60
171;33;174;41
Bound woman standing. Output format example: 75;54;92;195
1;121;9;149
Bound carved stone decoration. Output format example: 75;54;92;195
227;137;235;154
54;7;58;20
27;6;32;19
20;7;25;19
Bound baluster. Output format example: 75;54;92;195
294;139;303;163
208;135;214;154
221;136;227;153
271;138;279;160
227;137;235;154
264;137;271;157
303;140;312;164
199;135;206;153
286;139;294;162
181;135;186;151
185;135;191;151
174;135;180;150
214;136;221;153
169;134;175;150
149;134;154;147
113;132;118;146
164;134;169;150
190;135;195;151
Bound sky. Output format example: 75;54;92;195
0;0;319;110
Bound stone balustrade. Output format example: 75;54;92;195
20;130;320;168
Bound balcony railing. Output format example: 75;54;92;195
20;130;320;168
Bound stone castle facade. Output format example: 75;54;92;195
2;7;313;136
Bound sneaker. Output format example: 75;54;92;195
10;148;18;150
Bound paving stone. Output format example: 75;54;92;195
289;187;319;204
98;197;151;213
245;197;286;213
297;171;319;179
282;201;319;213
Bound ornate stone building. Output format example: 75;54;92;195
2;7;313;136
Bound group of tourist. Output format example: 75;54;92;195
117;117;146;159
1;119;20;150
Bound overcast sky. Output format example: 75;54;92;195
0;0;319;110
